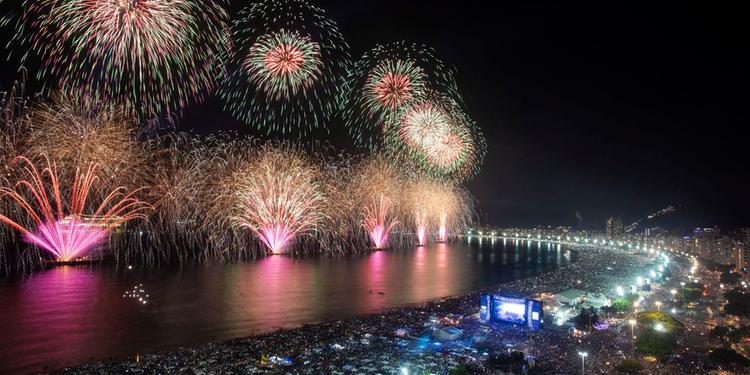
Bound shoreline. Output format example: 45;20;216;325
55;244;655;374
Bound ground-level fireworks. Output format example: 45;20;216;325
0;126;477;269
231;146;325;254
349;155;407;250
0;156;151;262
0;0;486;274
362;194;399;249
24;219;107;261
405;178;473;246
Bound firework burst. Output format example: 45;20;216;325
231;146;325;254
219;0;350;135
6;0;230;116
243;29;323;101
386;91;486;181
343;42;461;149
0;156;151;261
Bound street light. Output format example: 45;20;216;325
655;301;662;311
616;286;624;297
670;289;677;300
578;351;588;374
655;323;665;332
629;319;637;339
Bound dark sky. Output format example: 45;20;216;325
2;1;748;229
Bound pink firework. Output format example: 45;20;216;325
24;219;107;261
362;59;426;118
233;148;324;254
416;224;427;246
362;194;399;249
0;156;151;262
414;211;427;246
257;223;295;255
437;211;448;243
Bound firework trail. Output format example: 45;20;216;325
407;178;438;246
362;193;398;249
405;179;474;245
5;0;230;116
24;93;148;191
414;210;428;246
230;145;325;254
219;0;350;135
1;70;32;272
432;183;473;243
197;134;270;258
1;69;30;183
350;154;406;249
312;151;360;254
133;133;211;261
0;156;151;261
343;42;462;149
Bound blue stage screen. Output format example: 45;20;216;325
492;296;527;324
527;299;543;329
479;294;492;323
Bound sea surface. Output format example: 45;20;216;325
0;238;574;373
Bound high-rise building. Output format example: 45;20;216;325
738;228;750;274
606;216;624;240
694;227;720;260
716;236;735;265
680;236;696;256
734;241;746;273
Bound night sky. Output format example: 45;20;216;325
1;1;747;230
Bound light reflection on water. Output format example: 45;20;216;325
0;239;574;373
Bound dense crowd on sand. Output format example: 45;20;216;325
497;245;653;296
56;246;708;374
